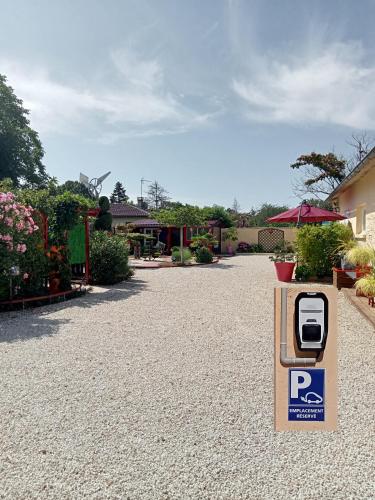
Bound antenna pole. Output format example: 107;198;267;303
140;178;152;199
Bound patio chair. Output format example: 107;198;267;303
154;241;166;256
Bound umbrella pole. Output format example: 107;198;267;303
296;200;305;228
295;201;305;272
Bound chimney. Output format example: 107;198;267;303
137;197;148;210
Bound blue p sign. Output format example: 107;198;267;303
288;369;325;421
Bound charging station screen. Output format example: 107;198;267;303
288;369;325;421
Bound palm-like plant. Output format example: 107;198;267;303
345;245;375;297
346;246;375;269
354;275;375;297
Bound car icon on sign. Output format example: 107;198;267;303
300;392;323;404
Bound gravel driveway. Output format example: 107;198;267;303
0;255;374;499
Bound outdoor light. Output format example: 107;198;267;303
9;266;20;276
9;265;20;301
295;292;328;352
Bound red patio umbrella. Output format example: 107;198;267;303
267;202;346;225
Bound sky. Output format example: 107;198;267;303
1;0;375;210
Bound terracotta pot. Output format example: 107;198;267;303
227;243;233;255
274;262;295;282
49;273;61;294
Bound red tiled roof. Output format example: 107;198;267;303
110;203;150;217
132;219;161;228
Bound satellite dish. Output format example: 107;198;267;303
79;171;111;199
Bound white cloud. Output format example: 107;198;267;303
232;41;375;129
1;49;216;141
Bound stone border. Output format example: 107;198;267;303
129;257;221;269
342;288;375;329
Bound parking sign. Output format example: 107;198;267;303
288;369;325;421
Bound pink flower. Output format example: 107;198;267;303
16;243;27;253
23;273;29;280
0;192;14;203
5;217;13;227
16;221;25;231
0;234;12;242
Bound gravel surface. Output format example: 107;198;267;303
0;255;374;499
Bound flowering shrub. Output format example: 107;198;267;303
237;241;251;253
0;192;39;260
0;192;42;298
0;193;39;246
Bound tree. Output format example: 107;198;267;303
147;181;170;210
155;205;205;263
290;152;347;198
203;205;234;227
0;74;49;188
347;131;375;170
232;198;241;213
247;203;291;227
55;180;93;199
110;181;128;204
303;198;332;210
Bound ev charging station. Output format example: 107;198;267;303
274;287;337;431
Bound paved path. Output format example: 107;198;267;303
0;256;374;499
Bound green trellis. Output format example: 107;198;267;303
68;223;86;264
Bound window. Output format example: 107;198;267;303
362;208;367;232
356;206;366;234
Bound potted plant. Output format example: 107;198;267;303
355;275;375;299
190;232;218;257
345;245;375;297
269;241;296;282
335;238;357;269
223;227;238;255
346;245;374;277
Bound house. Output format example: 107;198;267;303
110;203;221;253
110;203;152;227
327;147;375;244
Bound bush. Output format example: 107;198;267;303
171;247;192;263
98;195;110;211
195;246;213;263
237;241;251;253
0;192;44;299
236;242;265;253
90;232;131;284
94;196;112;231
189;232;217;249
249;243;265;253
295;264;312;282
223;227;238;242
296;223;353;277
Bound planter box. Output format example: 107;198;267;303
333;268;356;290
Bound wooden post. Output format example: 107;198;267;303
84;215;90;284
